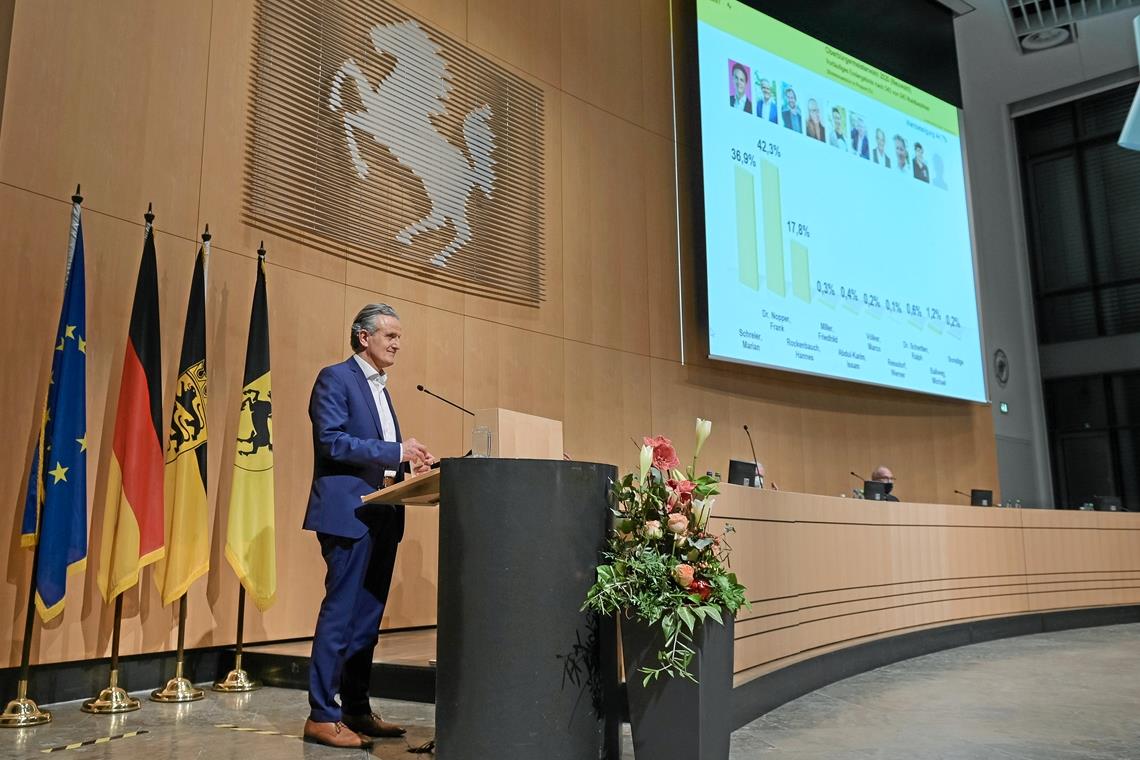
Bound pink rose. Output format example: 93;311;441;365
642;520;663;540
672;563;695;588
666;479;696;510
644;435;681;471
667;513;689;534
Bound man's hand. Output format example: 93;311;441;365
401;437;435;473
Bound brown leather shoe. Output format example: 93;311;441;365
342;712;407;738
303;719;374;748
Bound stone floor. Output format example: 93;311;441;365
2;623;1138;758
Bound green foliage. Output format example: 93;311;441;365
582;429;751;683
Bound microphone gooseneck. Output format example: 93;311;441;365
743;425;762;487
850;471;865;482
743;425;760;466
417;384;475;416
954;489;970;498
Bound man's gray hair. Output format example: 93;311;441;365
350;303;399;352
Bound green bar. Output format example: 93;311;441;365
735;166;758;290
791;241;810;303
761;160;785;297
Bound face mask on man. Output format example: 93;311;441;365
883;482;893;495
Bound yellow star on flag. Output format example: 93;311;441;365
49;462;69;483
76;435;87;452
64;325;76;339
55;337;65;351
78;336;86;354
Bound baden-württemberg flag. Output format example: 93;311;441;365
155;240;209;605
97;216;165;602
21;199;88;622
225;249;276;611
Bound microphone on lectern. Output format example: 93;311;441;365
850;471;864;482
743;425;759;465
416;384;475;416
743;425;763;488
953;489;970;499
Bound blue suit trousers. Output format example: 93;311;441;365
307;527;400;722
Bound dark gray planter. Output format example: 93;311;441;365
621;611;734;760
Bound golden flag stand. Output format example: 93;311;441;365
213;586;259;692
0;543;52;727
150;595;204;702
81;595;141;713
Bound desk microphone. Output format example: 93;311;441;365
743;425;762;488
953;489;970;499
850;471;864;482
416;384;475;416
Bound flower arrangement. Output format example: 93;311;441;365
583;419;749;683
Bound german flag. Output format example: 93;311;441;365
225;247;276;611
97;213;165;602
155;236;209;605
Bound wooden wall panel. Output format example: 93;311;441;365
0;0;210;241
644;128;684;364
562;341;652;475
561;0;644;126
0;0;1016;669
639;0;676;140
462;316;564;425
562;94;652;354
468;0;561;86
197;0;350;286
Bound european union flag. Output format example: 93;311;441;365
21;203;88;622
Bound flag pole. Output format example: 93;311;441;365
0;532;51;727
83;202;160;716
150;595;203;702
0;185;85;728
80;594;141;713
213;585;259;691
151;223;211;704
214;242;268;694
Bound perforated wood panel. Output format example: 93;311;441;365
246;0;546;304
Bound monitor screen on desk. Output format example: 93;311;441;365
728;459;761;487
970;489;992;507
863;480;887;501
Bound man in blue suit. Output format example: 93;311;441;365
303;303;434;749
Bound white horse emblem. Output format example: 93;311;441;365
329;20;495;267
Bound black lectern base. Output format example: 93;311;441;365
436;459;619;760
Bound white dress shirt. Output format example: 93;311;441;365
353;354;400;477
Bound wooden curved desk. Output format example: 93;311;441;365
712;486;1140;685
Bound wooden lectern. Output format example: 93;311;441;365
360;407;564;507
359;411;619;760
472;407;563;459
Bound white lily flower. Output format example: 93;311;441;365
694;418;713;460
692;496;715;530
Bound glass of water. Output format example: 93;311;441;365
471;425;492;458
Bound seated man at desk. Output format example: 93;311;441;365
757;462;779;491
870;465;899;502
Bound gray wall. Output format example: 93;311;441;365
955;2;1140;507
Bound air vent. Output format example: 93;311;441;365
1006;0;1140;53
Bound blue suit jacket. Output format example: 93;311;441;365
303;357;406;540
